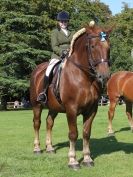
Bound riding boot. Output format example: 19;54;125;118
37;76;49;103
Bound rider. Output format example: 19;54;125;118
37;11;75;103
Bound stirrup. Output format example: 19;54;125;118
37;92;47;103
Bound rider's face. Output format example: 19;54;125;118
58;20;68;29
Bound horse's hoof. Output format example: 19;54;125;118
108;132;115;137
81;161;94;167
46;149;56;154
68;164;81;170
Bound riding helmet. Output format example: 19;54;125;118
57;11;69;21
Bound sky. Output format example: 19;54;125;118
100;0;133;15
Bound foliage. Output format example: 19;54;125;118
0;0;133;109
108;8;133;72
0;0;111;108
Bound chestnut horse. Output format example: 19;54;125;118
30;21;112;169
107;71;133;136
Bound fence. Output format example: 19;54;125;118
7;102;24;109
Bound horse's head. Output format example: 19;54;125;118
69;21;112;84
85;21;112;83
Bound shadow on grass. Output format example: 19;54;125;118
90;136;133;159
53;128;133;160
114;126;131;133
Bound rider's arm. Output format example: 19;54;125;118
51;29;62;56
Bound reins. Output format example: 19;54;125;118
67;58;96;78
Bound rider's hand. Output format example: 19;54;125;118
61;49;69;59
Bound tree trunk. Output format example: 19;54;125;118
0;96;7;110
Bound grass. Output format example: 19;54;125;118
0;105;133;177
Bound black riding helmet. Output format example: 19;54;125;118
57;11;69;21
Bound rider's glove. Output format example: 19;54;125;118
61;49;69;59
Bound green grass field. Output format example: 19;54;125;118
0;105;133;177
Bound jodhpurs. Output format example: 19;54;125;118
45;58;60;76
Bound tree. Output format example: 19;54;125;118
108;8;133;73
0;0;52;109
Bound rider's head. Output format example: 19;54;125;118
57;11;69;21
57;11;69;29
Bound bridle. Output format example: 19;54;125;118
67;31;110;78
86;32;110;75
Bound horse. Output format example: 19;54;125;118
107;71;133;136
30;21;112;169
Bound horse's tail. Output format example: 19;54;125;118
30;62;49;105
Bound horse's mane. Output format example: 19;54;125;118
68;21;95;57
68;28;86;57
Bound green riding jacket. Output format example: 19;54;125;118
51;28;75;59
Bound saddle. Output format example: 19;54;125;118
49;59;65;103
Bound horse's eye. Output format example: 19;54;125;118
91;45;95;48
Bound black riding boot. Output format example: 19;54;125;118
37;76;49;103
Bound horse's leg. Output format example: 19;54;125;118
66;107;80;170
108;98;118;136
45;110;58;153
33;103;42;153
125;100;133;132
82;111;96;167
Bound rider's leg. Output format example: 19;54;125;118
37;58;60;103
